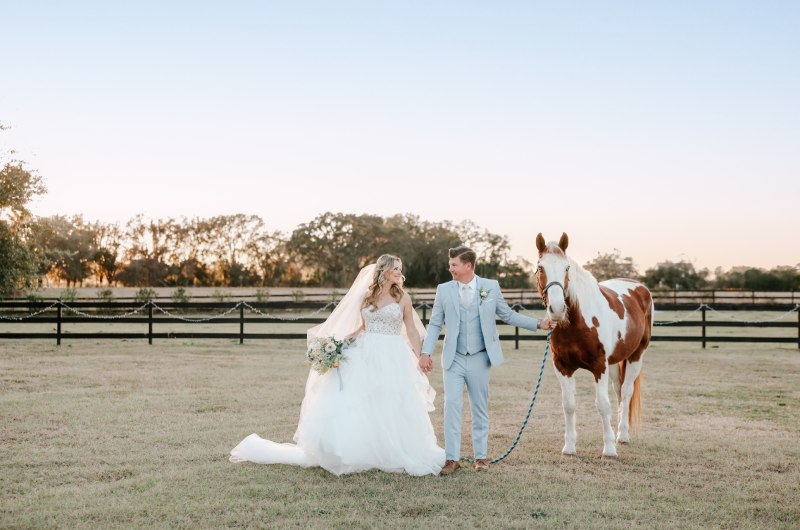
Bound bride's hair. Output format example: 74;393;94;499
362;254;405;309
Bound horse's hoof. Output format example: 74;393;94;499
561;451;577;458
617;440;630;445
601;454;619;463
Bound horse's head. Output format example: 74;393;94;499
535;232;570;322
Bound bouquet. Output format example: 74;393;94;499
306;336;351;374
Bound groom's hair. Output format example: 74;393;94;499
448;246;476;267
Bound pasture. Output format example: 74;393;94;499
2;336;798;529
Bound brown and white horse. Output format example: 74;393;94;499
536;233;653;458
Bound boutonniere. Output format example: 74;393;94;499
479;288;489;304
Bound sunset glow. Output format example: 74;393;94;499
2;2;798;272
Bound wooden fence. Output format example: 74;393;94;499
10;289;800;305
1;301;798;349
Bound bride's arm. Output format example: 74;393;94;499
400;294;422;357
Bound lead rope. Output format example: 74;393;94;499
461;331;551;465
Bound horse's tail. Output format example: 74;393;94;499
627;288;652;433
620;360;644;433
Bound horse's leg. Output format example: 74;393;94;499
594;370;617;458
553;366;577;456
617;359;644;444
608;362;622;438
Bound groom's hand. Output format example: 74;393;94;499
418;354;433;373
539;318;557;330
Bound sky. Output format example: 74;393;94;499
2;1;798;273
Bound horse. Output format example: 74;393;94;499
535;233;653;459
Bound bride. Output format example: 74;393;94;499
230;254;446;476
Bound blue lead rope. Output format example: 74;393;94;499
461;331;551;465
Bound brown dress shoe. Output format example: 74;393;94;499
474;459;489;471
440;460;461;475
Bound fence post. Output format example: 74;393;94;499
239;303;245;345
701;306;707;349
56;300;62;346
514;305;520;350
148;301;153;345
797;310;799;351
422;304;427;322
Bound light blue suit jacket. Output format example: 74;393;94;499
421;276;540;369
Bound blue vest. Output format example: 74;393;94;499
456;297;486;355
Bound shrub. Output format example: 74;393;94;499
255;288;270;303
171;287;190;304
97;289;115;303
135;288;157;303
60;287;78;302
96;289;115;314
26;292;44;312
26;292;44;303
212;289;232;302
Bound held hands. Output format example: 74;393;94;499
418;354;433;374
539;318;557;331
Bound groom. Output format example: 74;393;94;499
419;246;554;475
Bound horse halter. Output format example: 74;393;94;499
537;264;570;305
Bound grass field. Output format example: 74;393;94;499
1;337;799;529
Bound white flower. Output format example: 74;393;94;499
324;342;337;353
479;288;489;303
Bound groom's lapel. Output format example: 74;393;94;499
450;281;461;318
475;276;486;315
476;277;493;337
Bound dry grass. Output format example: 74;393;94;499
1;337;799;529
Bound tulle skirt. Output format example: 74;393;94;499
230;332;445;476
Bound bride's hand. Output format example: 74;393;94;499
418;354;433;374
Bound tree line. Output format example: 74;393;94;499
2;124;798;296
5;211;799;297
583;249;800;291
7;212;534;291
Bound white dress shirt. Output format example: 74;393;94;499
459;276;478;308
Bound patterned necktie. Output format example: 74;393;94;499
461;284;471;309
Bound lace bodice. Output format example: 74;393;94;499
362;302;403;335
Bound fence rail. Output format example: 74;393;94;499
2;301;798;350
8;288;800;305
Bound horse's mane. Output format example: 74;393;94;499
565;255;600;304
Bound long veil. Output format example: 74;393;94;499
306;265;373;344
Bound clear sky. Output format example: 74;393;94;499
2;1;798;273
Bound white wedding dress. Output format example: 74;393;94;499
230;302;445;476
